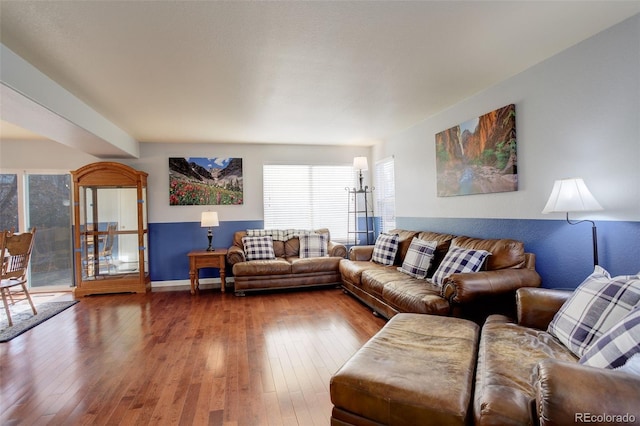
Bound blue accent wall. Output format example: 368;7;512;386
148;217;639;288
397;217;640;289
148;220;263;281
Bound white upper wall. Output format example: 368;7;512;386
127;142;371;224
374;14;640;222
0;138;370;224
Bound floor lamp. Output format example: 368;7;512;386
542;178;603;266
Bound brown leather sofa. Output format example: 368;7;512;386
339;229;541;321
227;228;347;295
330;287;640;426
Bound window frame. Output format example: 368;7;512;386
263;163;356;243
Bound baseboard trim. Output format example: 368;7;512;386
151;277;235;292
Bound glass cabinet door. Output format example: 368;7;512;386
78;186;148;281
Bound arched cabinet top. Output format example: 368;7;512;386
71;162;148;187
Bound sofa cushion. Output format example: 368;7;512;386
339;259;380;286
371;233;399;265
361;267;401;298
247;229;315;257
290;256;341;274
397;238;437;279
432;247;491;287
547;266;640;357
284;229;330;257
232;258;292;276
580;304;640;369
452;236;525;270
241;236;276;261
298;233;328;258
382;280;450;315
474;319;578;426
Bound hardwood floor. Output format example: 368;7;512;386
0;287;386;425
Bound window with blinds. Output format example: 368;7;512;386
375;157;396;233
263;164;355;242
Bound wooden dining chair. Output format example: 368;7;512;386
1;228;38;326
99;223;117;272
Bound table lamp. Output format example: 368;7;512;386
201;211;219;251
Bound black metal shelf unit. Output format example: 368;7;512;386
346;186;374;246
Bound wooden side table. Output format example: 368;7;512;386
187;249;228;295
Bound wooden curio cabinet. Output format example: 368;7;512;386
71;162;150;296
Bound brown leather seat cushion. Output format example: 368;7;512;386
232;258;291;276
382;280;450;315
290;256;342;274
361;267;400;298
331;313;479;425
474;318;578;425
339;259;383;285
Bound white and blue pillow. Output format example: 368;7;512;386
398;238;437;279
579;303;640;369
547;266;640;358
242;235;276;261
299;233;328;258
371;233;399;266
431;247;491;287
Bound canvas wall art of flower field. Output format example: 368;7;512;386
169;157;243;205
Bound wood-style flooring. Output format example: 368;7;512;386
0;287;386;425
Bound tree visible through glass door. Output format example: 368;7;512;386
26;174;73;288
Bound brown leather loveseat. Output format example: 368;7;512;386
227;228;347;295
339;229;541;321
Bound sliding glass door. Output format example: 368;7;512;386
0;173;19;231
0;172;73;289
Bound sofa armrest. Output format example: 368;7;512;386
348;245;374;261
534;359;640;426
442;268;541;304
227;245;246;265
328;241;347;258
517;288;573;330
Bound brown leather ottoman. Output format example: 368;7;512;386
330;313;480;426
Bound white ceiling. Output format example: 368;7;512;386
1;1;639;149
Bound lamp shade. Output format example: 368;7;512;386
201;211;219;227
353;156;369;171
542;178;603;213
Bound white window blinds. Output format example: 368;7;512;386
263;164;354;241
375;157;396;233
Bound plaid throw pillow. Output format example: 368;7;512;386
371;233;399;266
398;238;437;279
579;303;640;369
431;247;491;287
547;266;640;358
299;233;328;258
242;236;276;261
